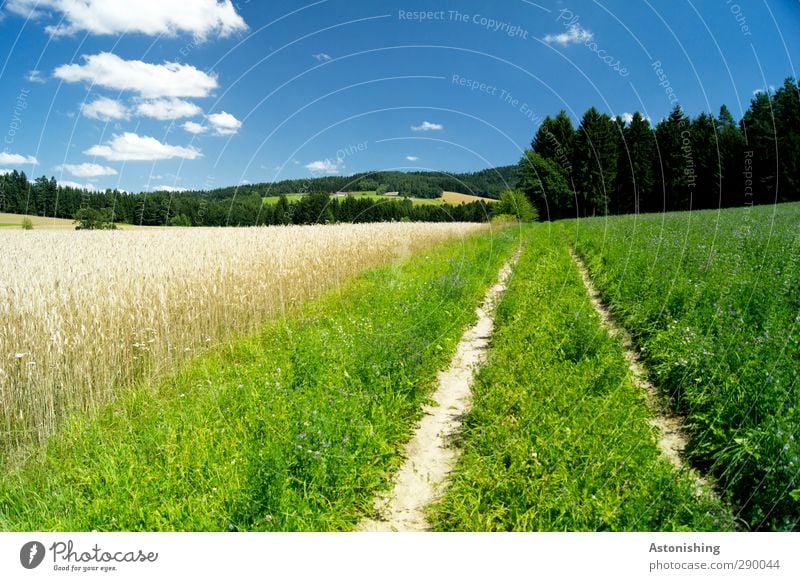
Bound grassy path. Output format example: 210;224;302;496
0;226;518;531
430;227;735;531
569;248;710;493
358;251;520;531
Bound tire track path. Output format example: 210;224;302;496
357;250;521;531
569;249;712;494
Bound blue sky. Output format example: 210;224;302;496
0;0;798;193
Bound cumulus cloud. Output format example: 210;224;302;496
57;162;118;177
58;180;100;191
406;156;419;161
26;69;46;83
305;160;340;174
619;112;652;124
544;24;594;46
81;96;129;121
136;98;202;120
55;53;218;98
182;121;208;134
0;169;14;175
0;152;38;165
84;132;202;161
411;121;443;132
313;53;332;62
154;185;188;192
7;0;247;40
207;111;241;136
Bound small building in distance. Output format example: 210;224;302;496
384;191;400;197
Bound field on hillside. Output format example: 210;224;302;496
572;204;800;530
0;212;76;229
442;191;498;205
261;191;443;206
0;223;484;454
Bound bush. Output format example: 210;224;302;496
74;208;117;230
21;218;33;230
492;189;538;222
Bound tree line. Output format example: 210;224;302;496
0;174;490;226
518;77;800;220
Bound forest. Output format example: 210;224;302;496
518;78;800;220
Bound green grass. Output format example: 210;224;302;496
261;193;306;204
0;226;517;531
261;192;444;207
571;203;800;531
430;226;734;531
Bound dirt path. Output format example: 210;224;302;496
569;249;711;492
357;251;520;532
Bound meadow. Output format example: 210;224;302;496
571;204;800;530
0;223;483;455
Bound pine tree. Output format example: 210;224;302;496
717;105;745;207
740;92;778;204
572;107;619;216
773;78;800;201
654;105;692;211
690;112;719;209
532;110;575;181
616;112;655;214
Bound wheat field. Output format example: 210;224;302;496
0;222;485;453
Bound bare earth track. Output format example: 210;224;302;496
357;251;520;531
569;249;712;493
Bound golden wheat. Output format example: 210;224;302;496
0;222;485;452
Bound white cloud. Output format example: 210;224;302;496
7;0;247;40
406;156;419;161
57;162;118;177
411;121;443;132
305;160;340;174
183;121;208;134
84;132;202;161
26;69;46;83
0;152;38;165
58;180;100;191
313;53;332;62
207;111;242;136
136;98;202;120
619;112;651;124
154;185;188;192
544;24;594;46
752;85;775;96
0;169;13;175
55;53;218;98
81;97;129;121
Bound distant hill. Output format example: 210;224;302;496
198;166;519;201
